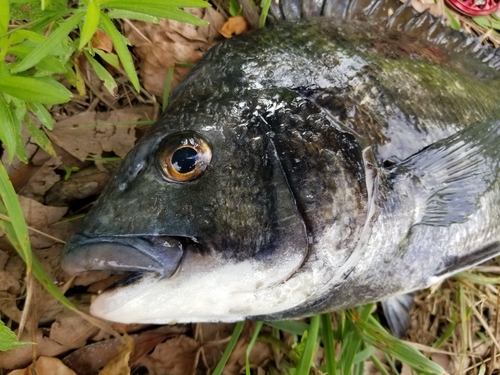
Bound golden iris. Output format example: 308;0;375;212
157;131;212;183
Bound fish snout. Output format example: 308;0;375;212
62;234;184;279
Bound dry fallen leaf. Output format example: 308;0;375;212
0;248;25;325
12;156;62;202
47;107;155;168
136;335;200;375
62;328;184;375
123;8;226;95
98;334;134;375
0;329;80;370
223;338;272;375
8;356;77;375
410;0;442;16
50;314;99;349
45;163;119;206
92;29;113;53
219;16;250;38
19;196;67;230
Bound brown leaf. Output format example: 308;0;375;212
47;107;154;167
0;250;21;294
62;328;181;375
222;338;272;375
0;330;77;370
410;0;441;16
123;8;226;95
92;29;113;53
98;334;134;375
8;356;77;375
50;314;99;348
19;196;67;230
0;251;25;323
45;163;119;206
15;157;62;202
219;16;249;39
136;335;200;375
15;196;68;249
63;337;123;375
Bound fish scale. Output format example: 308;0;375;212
62;0;500;327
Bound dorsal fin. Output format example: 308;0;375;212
269;0;500;70
270;0;400;23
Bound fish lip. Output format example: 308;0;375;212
62;233;186;279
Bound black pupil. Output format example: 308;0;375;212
172;147;198;173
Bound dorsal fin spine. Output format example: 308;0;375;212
269;0;500;71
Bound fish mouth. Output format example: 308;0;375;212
61;233;186;280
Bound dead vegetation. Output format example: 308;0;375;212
2;0;500;374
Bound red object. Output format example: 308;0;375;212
445;0;500;16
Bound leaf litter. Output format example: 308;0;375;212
2;0;500;374
122;8;227;96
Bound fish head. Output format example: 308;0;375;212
61;85;371;324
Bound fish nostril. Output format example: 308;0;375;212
116;139;157;190
118;160;145;191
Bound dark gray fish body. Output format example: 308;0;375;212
62;0;500;323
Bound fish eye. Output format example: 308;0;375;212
157;131;212;183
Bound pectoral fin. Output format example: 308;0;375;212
396;118;500;227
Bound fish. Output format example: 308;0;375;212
62;0;500;327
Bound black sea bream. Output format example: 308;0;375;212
62;0;500;326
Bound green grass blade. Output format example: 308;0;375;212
0;75;72;104
320;313;336;375
246;321;263;375
266;321;311;336
0;163;32;270
163;66;174;110
456;271;500;285
0;0;8;35
11;11;85;73
0;320;31;351
348;312;445;374
229;0;242;17
102;3;208;26
212;321;245;375
28;102;54;130
25;115;56;155
383;352;400;375
352;345;375;365
79;1;101;49
100;13;140;92
84;50;117;93
31;256;77;310
14;125;28;163
7;29;45;45
370;354;390;375
259;0;271;28
444;7;461;30
107;9;160;23
296;315;320;375
340;330;361;374
433;321;456;349
473;15;500;29
102;0;210;9
8;45;67;74
29;10;73;34
0;163;80;312
0;94;17;163
94;49;120;69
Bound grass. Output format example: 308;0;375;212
2;0;500;373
